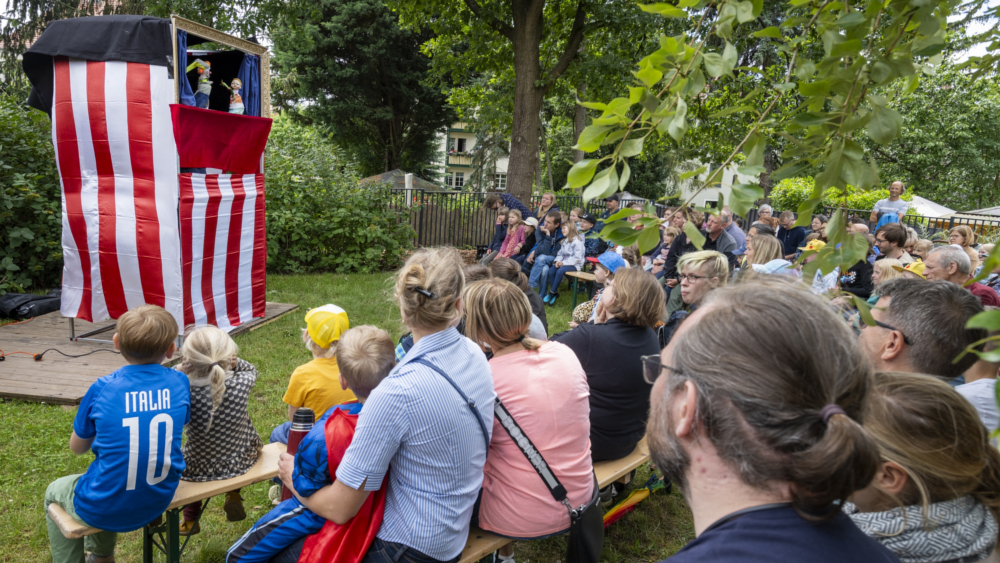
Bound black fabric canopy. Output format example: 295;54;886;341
23;15;176;114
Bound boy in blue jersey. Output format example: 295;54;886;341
227;325;396;563
45;305;190;563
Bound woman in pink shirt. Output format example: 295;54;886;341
463;277;594;560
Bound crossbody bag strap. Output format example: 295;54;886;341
410;359;491;452
493;397;574;512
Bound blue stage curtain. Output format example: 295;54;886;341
236;54;260;117
177;31;197;107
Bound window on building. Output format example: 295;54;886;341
451;137;467;152
454;172;465;188
445;172;453;188
494;174;507;190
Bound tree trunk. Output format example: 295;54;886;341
542;119;555;191
505;0;546;205
574;82;586;163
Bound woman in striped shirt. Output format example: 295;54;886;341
277;248;496;563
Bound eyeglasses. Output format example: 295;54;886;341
641;355;684;384
679;273;709;282
860;318;913;345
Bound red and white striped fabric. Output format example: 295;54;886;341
179;174;267;331
51;57;184;327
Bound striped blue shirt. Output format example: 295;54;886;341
336;327;496;560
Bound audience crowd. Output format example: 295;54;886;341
43;194;1000;563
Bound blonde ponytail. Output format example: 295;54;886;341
180;326;238;418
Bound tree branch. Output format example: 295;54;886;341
461;0;515;41
539;0;588;96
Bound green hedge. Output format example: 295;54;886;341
768;176;914;215
0;96;62;293
0;100;412;295
264;116;413;274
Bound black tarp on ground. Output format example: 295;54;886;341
22;15;175;114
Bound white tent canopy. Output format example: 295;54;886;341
909;195;954;218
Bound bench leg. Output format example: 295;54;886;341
571;277;579;308
167;508;181;563
143;526;154;563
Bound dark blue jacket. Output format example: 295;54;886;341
532;228;564;258
776;225;808;257
488;223;507;251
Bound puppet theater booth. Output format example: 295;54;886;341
1;15;298;405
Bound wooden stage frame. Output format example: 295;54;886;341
0;303;297;405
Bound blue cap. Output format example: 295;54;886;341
587;250;628;273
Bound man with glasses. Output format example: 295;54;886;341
857;278;986;384
642;281;898;563
873;223;913;264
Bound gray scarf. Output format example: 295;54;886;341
844;496;998;563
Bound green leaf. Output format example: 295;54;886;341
854;295;876;327
971;242;1000;284
703;52;725;77
744;132;764;167
668;96;688;141
709;105;754;118
567;159;599;188
796;198;824;226
682;69;706;97
684;220;706;250
638;3;688;17
867;106;902;145
830;39;863;59
737;165;765;176
722;41;738;74
752;26;782;38
730;183;765;217
637;66;664;88
620;160;632;188
735;0;755;23
914;34;946;56
638;223;662;253
751;0;763;17
620;138;644;157
680;165;707;180
967;310;1000;330
577;100;607;111
770;160;810;182
825;209;845;239
629;87;646;103
572;125;610;152
583;166;617;202
836;11;866;28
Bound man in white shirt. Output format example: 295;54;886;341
869;181;909;223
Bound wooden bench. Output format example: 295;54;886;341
48;442;286;563
458;437;650;563
565;270;598;308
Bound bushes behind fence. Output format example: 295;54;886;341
264;117;414;274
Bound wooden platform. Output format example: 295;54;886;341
0;302;298;405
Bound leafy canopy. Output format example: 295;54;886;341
272;0;454;179
568;0;954;283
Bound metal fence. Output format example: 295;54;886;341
388;189;668;248
820;207;1000;239
386;190;1000;248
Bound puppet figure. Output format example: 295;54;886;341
221;78;245;115
186;58;212;109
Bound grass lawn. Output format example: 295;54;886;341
0;272;694;562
